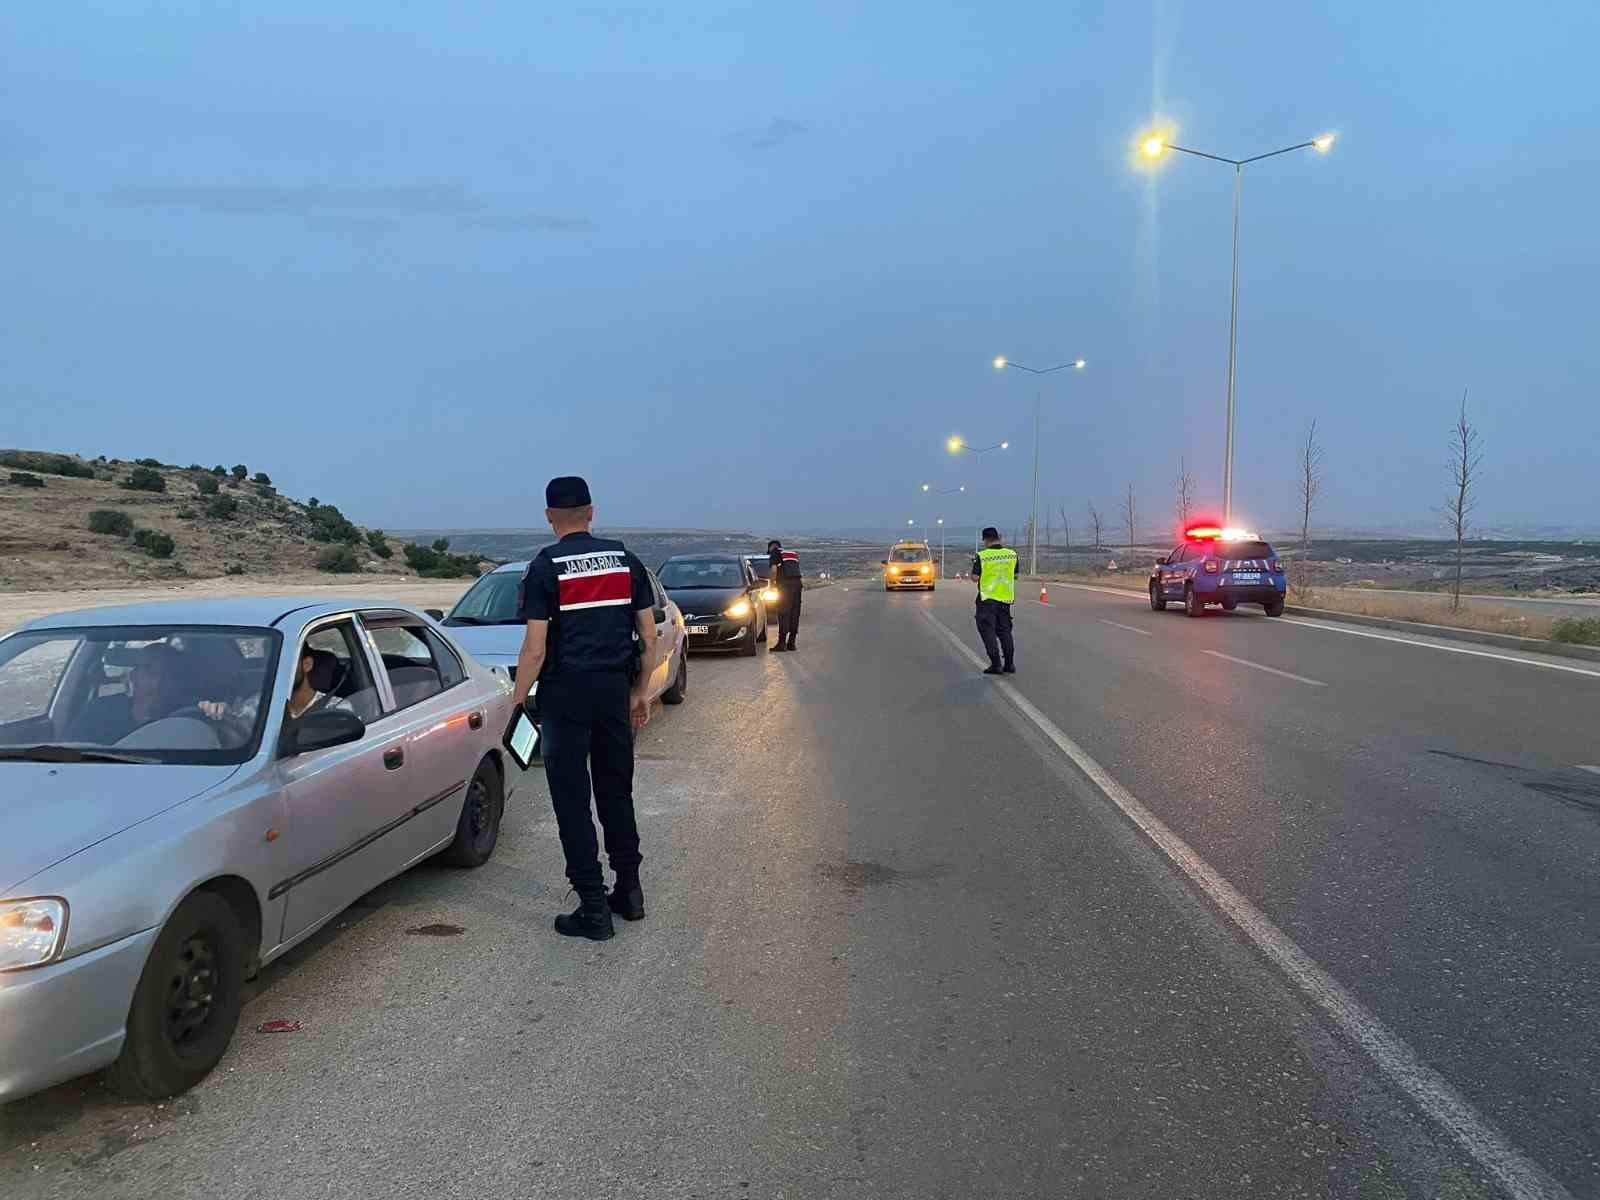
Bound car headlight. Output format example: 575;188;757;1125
762;588;779;604
725;598;752;620
0;897;68;971
919;564;932;575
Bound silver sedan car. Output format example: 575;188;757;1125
0;598;519;1103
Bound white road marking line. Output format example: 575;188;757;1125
1278;617;1600;680
921;608;1573;1200
1098;618;1152;637
1577;765;1600;776
1204;649;1327;687
1051;583;1148;601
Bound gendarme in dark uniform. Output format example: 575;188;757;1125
767;539;803;652
513;476;657;941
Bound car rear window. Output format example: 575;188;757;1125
1214;541;1274;560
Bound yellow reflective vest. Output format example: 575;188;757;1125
976;545;1017;603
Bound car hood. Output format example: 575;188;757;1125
440;623;524;664
665;587;744;616
2;762;240;893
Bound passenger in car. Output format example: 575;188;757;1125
199;647;353;727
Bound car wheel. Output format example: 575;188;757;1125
108;891;245;1101
1150;583;1167;611
739;621;759;655
662;653;687;704
441;758;503;868
1185;585;1205;618
1263;597;1285;617
1221;597;1238;612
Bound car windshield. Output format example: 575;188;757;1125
890;547;929;562
0;625;281;765
659;560;744;588
1215;542;1274;561
446;571;524;624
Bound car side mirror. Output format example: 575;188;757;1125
880;559;888;565
424;608;445;621
282;709;366;756
652;606;667;623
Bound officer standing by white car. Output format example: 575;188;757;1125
510;476;659;940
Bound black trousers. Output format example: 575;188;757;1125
777;581;802;647
975;599;1014;668
538;671;641;890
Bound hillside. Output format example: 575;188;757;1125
0;450;487;593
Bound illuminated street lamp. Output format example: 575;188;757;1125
993;355;1087;577
1139;127;1336;522
947;435;1009;454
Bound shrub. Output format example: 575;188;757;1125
52;456;94;478
88;509;134;536
7;471;45;488
187;463;204;472
49;539;71;551
231;464;248;480
132;528;175;559
253;471;271;486
366;528;393;559
0;452;92;478
225;562;246;576
121;466;166;493
306;502;361;544
135;457;163;468
211;464;227;476
254;482;274;497
307;497;320;509
317;546;362;574
206;496;240;520
402;541;481;579
1550;617;1600;646
196;475;220;496
176;507;196;519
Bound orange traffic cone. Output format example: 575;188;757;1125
1040;585;1049;605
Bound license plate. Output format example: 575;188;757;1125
687;625;710;635
1230;572;1261;584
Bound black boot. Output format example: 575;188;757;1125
982;664;1004;675
608;872;645;921
1002;663;1016;674
554;886;615;940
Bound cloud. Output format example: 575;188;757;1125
114;183;479;216
464;212;592;233
728;117;809;153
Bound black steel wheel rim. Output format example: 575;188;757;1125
164;934;219;1050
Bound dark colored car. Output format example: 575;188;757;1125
1149;526;1287;617
659;554;769;655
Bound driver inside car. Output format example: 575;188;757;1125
66;643;187;744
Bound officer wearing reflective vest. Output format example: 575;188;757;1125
767;539;803;652
968;526;1018;675
509;476;659;941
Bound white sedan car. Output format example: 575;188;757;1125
430;561;688;708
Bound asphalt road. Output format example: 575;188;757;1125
2;584;1596;1198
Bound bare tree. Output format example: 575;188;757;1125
1086;502;1104;549
1059;503;1070;553
1121;483;1138;551
1298;418;1324;552
1442;391;1482;612
1174;456;1196;531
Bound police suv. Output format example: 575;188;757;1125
1149;526;1287;618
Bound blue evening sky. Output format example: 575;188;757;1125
6;2;1597;536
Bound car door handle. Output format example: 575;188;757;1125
468;711;483;731
383;746;405;771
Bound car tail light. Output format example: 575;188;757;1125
1203;559;1219;574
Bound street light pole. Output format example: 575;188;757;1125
993;356;1085;577
937;517;945;578
1140;130;1335;523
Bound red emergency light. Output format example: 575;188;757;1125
1184;524;1224;541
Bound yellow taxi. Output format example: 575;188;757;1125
883;540;936;591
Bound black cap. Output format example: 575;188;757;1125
768;539;781;550
981;526;1000;541
545;476;592;508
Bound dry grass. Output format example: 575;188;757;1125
1287;583;1561;640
